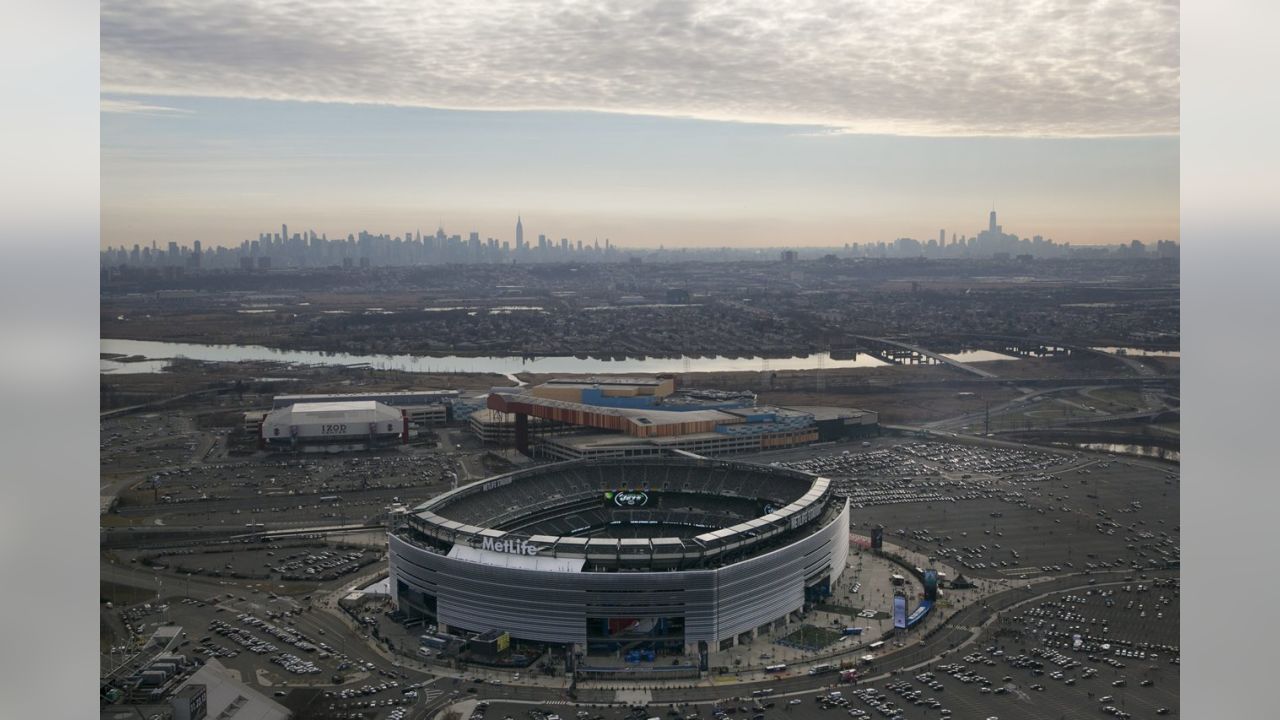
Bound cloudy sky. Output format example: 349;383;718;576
101;0;1179;249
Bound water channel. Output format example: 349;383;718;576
100;338;1017;376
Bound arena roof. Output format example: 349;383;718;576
261;400;404;437
273;389;458;409
288;400;378;412
271;400;402;420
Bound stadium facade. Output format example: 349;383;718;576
388;457;849;655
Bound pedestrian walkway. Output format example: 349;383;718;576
613;689;653;705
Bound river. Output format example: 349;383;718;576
100;338;891;376
1090;346;1180;358
99;339;1022;376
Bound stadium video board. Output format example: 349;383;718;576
604;490;650;507
893;594;908;629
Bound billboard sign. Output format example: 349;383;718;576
870;526;884;550
893;594;908;629
788;503;822;529
923;569;938;601
479;536;540;556
482;477;513;492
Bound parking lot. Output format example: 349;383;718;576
115;540;383;584
109;449;462;530
113;589;442;720
768;441;1178;581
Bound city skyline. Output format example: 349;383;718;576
101;1;1179;249
101;207;1179;273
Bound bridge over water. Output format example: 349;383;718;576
848;335;999;378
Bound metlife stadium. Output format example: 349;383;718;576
388;457;850;656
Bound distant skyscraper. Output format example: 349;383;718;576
515;216;524;249
988;210;997;233
939;229;945;246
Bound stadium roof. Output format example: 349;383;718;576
404;458;841;568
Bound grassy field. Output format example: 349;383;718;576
779;624;845;650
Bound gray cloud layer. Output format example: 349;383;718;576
102;0;1178;137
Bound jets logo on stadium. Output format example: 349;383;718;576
606;490;649;507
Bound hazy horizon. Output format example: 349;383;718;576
101;1;1179;250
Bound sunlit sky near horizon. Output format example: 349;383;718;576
101;0;1179;249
